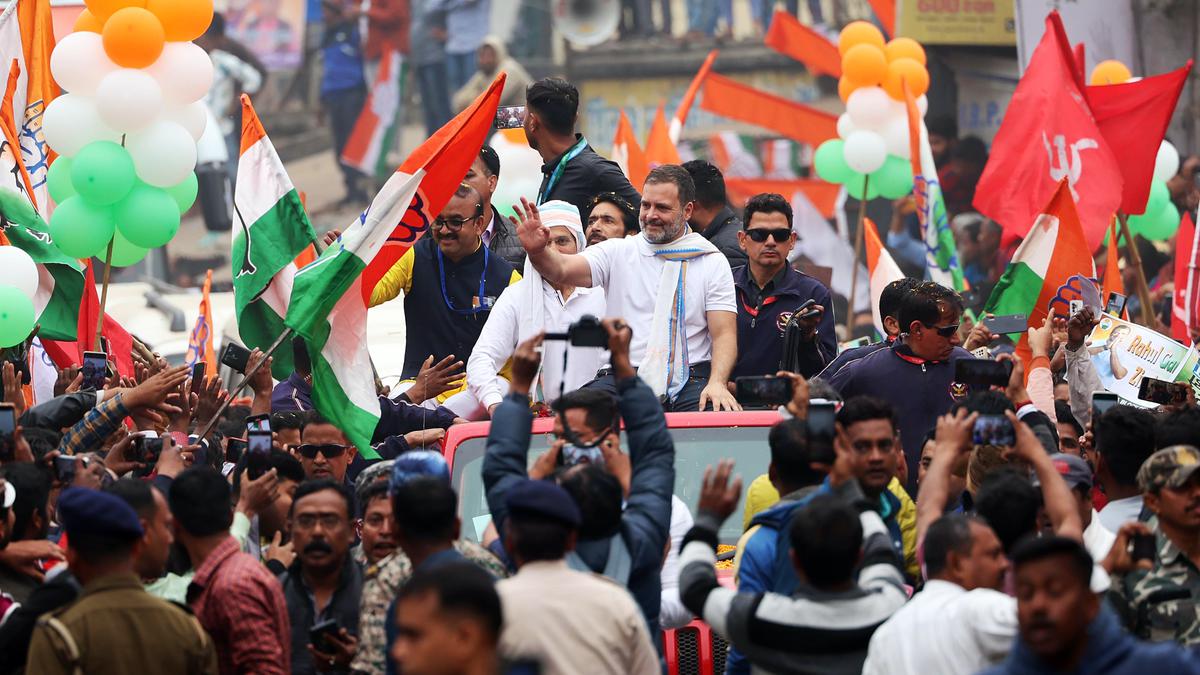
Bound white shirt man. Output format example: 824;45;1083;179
514;165;740;412
466;201;606;417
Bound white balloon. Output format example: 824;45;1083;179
41;94;121;157
1154;140;1181;183
96;69;164;133
846;86;892;130
49;32;118;97
170;101;208;141
127;121;198;187
882;117;911;160
843;130;888;174
148;42;215;104
916;95;929;116
0;247;38;299
837;113;857;139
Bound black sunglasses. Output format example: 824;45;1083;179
923;322;961;338
745;228;792;243
297;444;348;459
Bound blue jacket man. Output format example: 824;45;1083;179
817;277;921;381
483;320;674;640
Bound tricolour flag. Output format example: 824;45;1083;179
1172;211;1200;342
984;179;1096;360
764;10;841;77
341;48;405;180
668;49;717;145
645;102;681;169
0;0;56;217
361;75;506;303
186;269;217;375
612;109;648;188
863;217;904;337
233;94;318;379
294;77;504;455
904;81;965;292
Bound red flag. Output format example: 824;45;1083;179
1086;62;1192;215
700;72;837;146
42;261;133;378
865;0;895;37
612;109;648;188
670;50;717;144
1173;211;1200;341
645;103;681;169
1101;217;1124;303
973;12;1122;249
764;11;841;78
361;75;505;303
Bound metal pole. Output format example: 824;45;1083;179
94;239;115;351
846;174;869;335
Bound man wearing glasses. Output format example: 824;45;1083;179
731;193;835;380
829;281;977;491
369;183;521;403
298;412;359;487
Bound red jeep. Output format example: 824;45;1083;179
442;410;781;675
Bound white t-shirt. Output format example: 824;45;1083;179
582;234;736;368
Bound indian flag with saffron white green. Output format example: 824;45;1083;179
863;217;904;337
232;94;317;379
341;48;405;180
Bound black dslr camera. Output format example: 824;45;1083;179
544;315;609;348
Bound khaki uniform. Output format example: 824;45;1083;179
27;574;218;675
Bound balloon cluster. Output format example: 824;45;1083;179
812;21;928;201
0;244;38;348
1089;60;1181;241
43;0;213;265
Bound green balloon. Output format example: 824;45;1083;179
46;157;75;204
115;184;181;249
1140;201;1182;241
109;228;148;267
814;140;854;184
70;141;135;207
871;155;914;200
1142;180;1169;217
49;196;116;259
165;173;198;212
845;173;880;201
0;284;35;348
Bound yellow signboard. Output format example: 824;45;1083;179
897;0;1016;46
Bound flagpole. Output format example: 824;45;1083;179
94;238;114;350
1115;213;1155;326
846;174;869;336
194;327;294;441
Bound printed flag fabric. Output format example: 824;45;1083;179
42;260;134;379
1085;62;1192;215
233;94;318;380
286;169;426;459
669;49;717;144
904;82;965;292
973;11;1122;248
0;0;56;217
700;72;838;147
360;74;506;304
645;103;682;169
341;48;405;179
1173;211;1200;342
612;109;649;188
863;217;904;337
764;10;841;77
186;269;218;375
985;179;1096;361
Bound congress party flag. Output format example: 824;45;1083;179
904;81;965;293
863;217;904;338
342;48;405;180
0;0;56;217
186;269;217;376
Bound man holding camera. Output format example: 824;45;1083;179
483;319;675;637
466;201;606;420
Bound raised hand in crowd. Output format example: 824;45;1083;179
122;365;189;429
321;229;342;248
777;370;810;419
406;354;465;405
2;362;24;419
1006;409;1083;540
1066;305;1099;349
265;529;296;569
52;366;80;397
192;375;230;433
154;437;189;479
697;459;743;524
602;317;635;380
167;378;199;434
510;196;549;255
1027;313;1055;359
103;430;146;476
247;348;275;416
962;316;997;352
916;407;978;543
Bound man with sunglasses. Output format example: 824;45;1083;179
731;193;835;380
830;282;977;491
369;183;521;400
298;412;358;487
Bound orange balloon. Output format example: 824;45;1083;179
885;37;926;66
102;7;165;69
838;76;865;103
883;58;929;99
838;20;885;56
145;0;213;42
842;44;888;85
85;0;146;21
1090;59;1132;85
73;9;105;33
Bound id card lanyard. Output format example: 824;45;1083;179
537;136;588;204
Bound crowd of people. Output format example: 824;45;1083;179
5;62;1200;675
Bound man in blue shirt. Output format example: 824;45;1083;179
321;0;368;205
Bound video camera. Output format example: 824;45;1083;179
544;315;609;348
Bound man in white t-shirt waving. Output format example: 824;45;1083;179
512;164;741;412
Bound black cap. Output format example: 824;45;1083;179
58;487;144;540
506;479;581;528
479;145;500;176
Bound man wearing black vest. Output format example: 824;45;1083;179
370;183;520;382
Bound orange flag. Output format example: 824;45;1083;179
0;0;57;214
1102;217;1124;303
724;178;841;219
700;73;837;146
186;269;218;375
612;109;649;188
669;49;718;144
764;10;841;78
644;103;681;169
866;0;895;37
